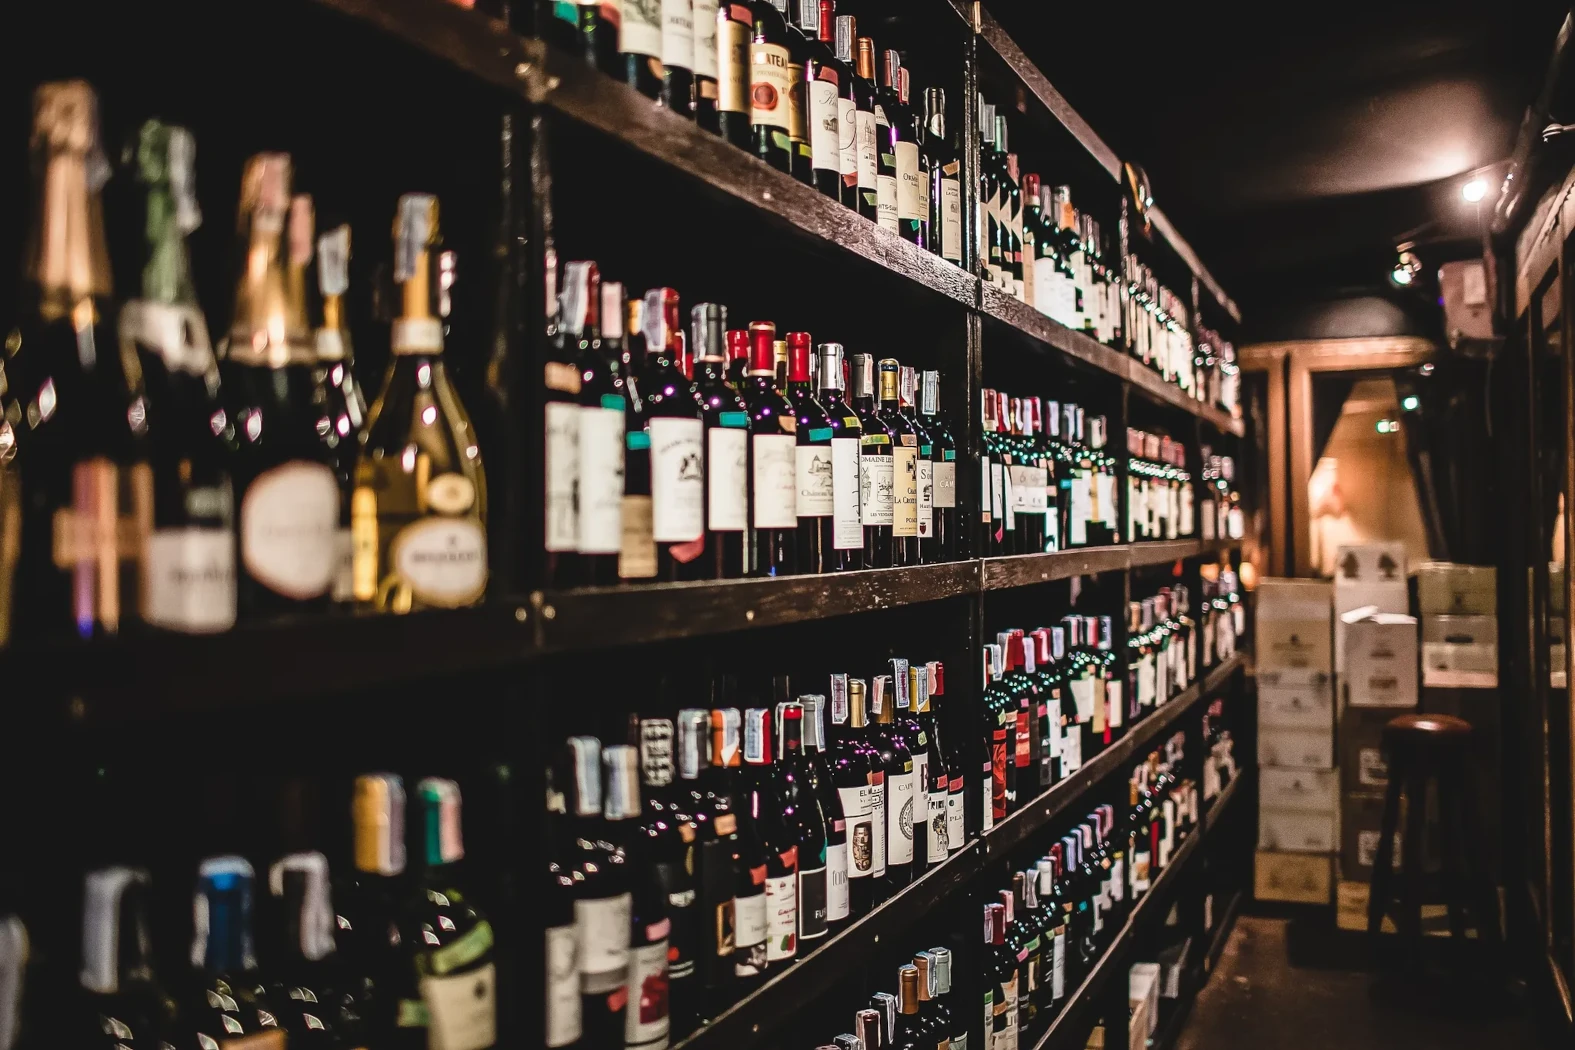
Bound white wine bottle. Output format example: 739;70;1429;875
352;194;487;612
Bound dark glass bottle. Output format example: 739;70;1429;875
706;708;769;994
896;67;926;250
606;744;670;1050
688;303;749;580
873;49;903;234
220;153;341;618
545;764;583;1050
895;965;926;1049
910;662;952;867
693;0;721;131
577;0;622;75
660;0;697;118
785;332;834;574
311;221;369;603
981;644;1009;828
743;322;797;577
986;903;1017;1050
777;702;830;947
824;3;857;210
78;867;180;1050
924;88;962;264
979;100;1003;289
565;261;625;586
877;359;920;565
900;367;935;561
930;948;965;1050
793;0;842;198
801;694;850;931
543;253;582;588
716;2;754;148
616;293;659;583
11;82;150;639
849;32;880;221
832;677;885;917
564;737;633;1047
893;660;938;872
849;353;893;568
742;707;798;973
1034;859;1065;1016
620;0;665;98
188;857;287;1050
776;0;815;183
918;370;957;562
123;119;238;634
636;718;697;1035
639;288;707;581
1011;877;1043;1029
333;775;406;1048
869;674;916;892
264;852;367;1050
675;708;736;1018
814;343;864;571
749;0;794;173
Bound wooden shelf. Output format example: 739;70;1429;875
982;546;1134;589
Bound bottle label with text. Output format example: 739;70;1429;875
892;445;919;537
795;443;835;518
241;461;339;599
544;402;579;552
707;425;749;531
578;405;625;554
752;432;797;528
831;436;862;548
859;451;895;526
649;417;705;542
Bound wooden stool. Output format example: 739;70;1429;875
1367;713;1499;955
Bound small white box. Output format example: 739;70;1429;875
1340;609;1419;708
1335;582;1408;666
1129;962;1160;1046
1259;727;1336;769
1259;808;1338;853
1421;614;1498;688
1258;679;1335;730
1260;767;1338;812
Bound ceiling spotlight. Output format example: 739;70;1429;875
1462;178;1487;203
1401;395;1420;411
1390;242;1422;287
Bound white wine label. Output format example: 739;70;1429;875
916;458;933;538
241;462;339;599
797;864;828;939
749;42;792;130
795;443;834;518
825;842;849;921
624;938;670;1049
1138;655;1156;707
839;786;874;879
1069;473;1090;546
926;784;948;859
121;300;216;375
545;924;582;1048
1061;725;1082;774
706;426;748;531
391;518;488;608
947;784;966;851
809;75;841;172
864;780;888;877
691;0;718;78
933;460;957;509
1102;473;1121;531
420;962;496;1050
1070;678;1095;721
764;875;797;962
1007;465;1033;513
1034;264;1059;322
660;0;693;70
752;433;797;528
621;0;662;57
544;402;579;552
855;109;878;190
717;13;750;111
830;437;861;548
734;891;767;951
576;893;632;992
892;445;919;537
837;97;857;176
649;418;705;542
619;495;658;579
860;452;894;526
144;527;236;633
895;141;923;221
787;63;808;142
886;770;916;865
579;407;625;554
941;177;963;261
876;173;899;231
1050;929;1066;1001
1107;681;1125;729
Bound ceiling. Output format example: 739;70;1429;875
995;1;1572;324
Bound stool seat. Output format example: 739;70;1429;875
1382;712;1472;749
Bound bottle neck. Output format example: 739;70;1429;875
80;867;156;995
27;85;114;319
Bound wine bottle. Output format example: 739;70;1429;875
189;857;287;1049
313;222;369;603
12;81;150;639
849;32;880;221
403;779;497;1050
543;252;581;586
778;0;815;183
79;867;179;1050
715;2;753;148
872;49;901;232
121;119;237;634
877;359;919;565
742;707;798;970
776;702;829;946
265;852;366;1050
352;195;487;612
825;4;857;210
830;675;883;916
640;288;707;580
618;293;659;581
891;659;933;872
917;370;956;562
849;354;892;568
869;675;915;891
544;765;583;1050
607;743;669;1050
743;322;797;577
800;694;849;931
985;902;1017;1050
706;708;769;993
636;717;698;1035
794;0;841;198
568;262;626;585
893;65;925;249
901;367;934;558
221;153;340;617
621;0;665;98
910;662;951;867
577;0;622;75
924;88;962;264
676;709;737;1014
661;0;698;119
786;331;834;574
690;303;749;580
814;343;863;570
336;775;407;1047
748;0;794;172
692;0;721;131
564;737;633;1046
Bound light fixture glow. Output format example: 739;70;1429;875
1391;267;1414;286
1390;242;1422;287
1401;395;1420;411
1376;419;1399;434
1462;178;1487;203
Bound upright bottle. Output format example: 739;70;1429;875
707;708;770;993
641;288;706;580
122;119;237;633
985;902;1017;1050
542;253;581;587
795;0;842;198
849;31;880;221
609;744;670;1050
264;852;366;1050
749;0;794;172
878;359;919;566
189;857;287;1049
908;662;949;869
313;222;369;601
801;695;850;931
352;195;487;612
564;738;633;1047
637;718;697;1035
777;702;830;947
869;675;916;891
335;774;407;1048
11;82;150;639
742;707;798;972
690;303;749;579
850;353;893;568
716;2;754;147
902;367;934;558
979;100;1003;289
620;0;665;98
891;60;925;248
744;321;797;577
221;154;340;617
827;5;858;210
692;0;721;130
872;49;902;233
78;867;179;1050
569;262;626;586
832;676;885;915
661;0;696;118
918;371;957;561
576;0;622;75
618;294;660;582
787;331;835;573
924;88;962;265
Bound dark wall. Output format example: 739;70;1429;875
1243;290;1444;344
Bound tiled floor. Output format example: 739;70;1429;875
1174;915;1544;1050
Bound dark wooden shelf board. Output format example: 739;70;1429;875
1125;359;1245;437
982;546;1132;590
536;560;982;653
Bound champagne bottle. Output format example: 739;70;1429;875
120;119;237;634
312;222;368;602
221;153;340;617
188;856;287;1050
11;81;151;638
353;194;488;612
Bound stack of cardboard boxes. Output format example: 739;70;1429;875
1254;578;1337;904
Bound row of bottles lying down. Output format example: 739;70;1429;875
544;261;958;586
0;82;487;644
0;776;497;1050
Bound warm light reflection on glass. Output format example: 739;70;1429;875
401;444;417;473
422;405;437;426
1462;178;1487;203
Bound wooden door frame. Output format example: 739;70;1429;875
1240;336;1436;578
